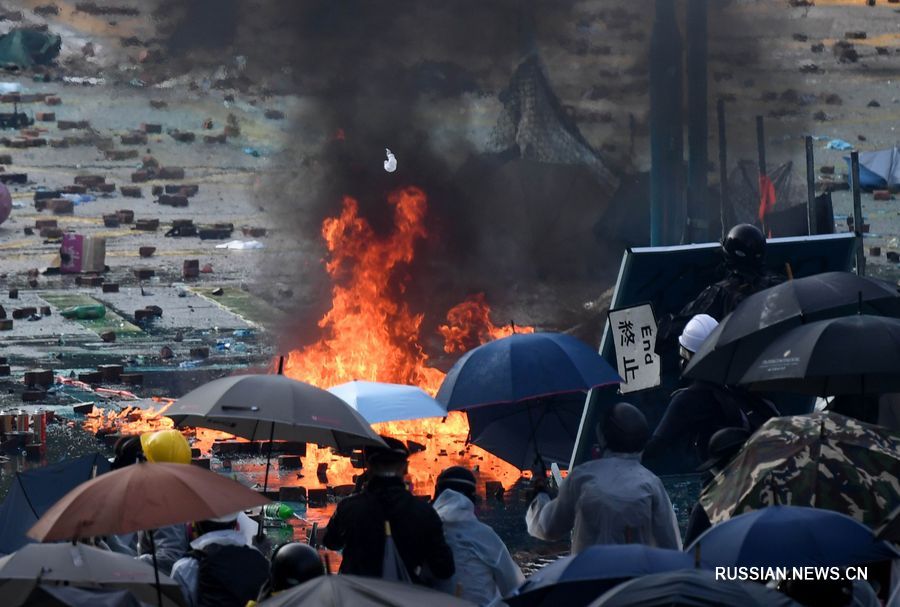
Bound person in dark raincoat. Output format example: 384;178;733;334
322;436;455;584
644;314;778;473
660;223;784;344
682;427;750;546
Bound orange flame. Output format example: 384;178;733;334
439;293;535;354
284;187;445;393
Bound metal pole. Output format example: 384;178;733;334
756;115;767;234
755;115;766;176
805;136;817;235
717;98;728;240
686;0;708;243
650;0;683;246
850;151;865;276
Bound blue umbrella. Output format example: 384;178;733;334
0;454;110;555
327;381;447;424
437;333;621;410
465;392;585;470
506;545;702;607
687;506;899;568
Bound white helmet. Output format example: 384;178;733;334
678;314;719;354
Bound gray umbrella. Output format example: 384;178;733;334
24;585;145;607
164;372;385;498
259;574;475;606
0;543;184;607
165;373;385;448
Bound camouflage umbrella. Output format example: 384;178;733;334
699;412;900;528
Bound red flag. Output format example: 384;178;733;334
758;174;776;224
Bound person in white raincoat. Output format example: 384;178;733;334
432;467;524;606
525;402;681;554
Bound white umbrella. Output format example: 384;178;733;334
328;381;447;424
0;543;185;607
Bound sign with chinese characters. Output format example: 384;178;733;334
607;303;660;394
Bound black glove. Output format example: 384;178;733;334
527;475;553;502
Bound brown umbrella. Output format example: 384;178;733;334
27;463;268;607
27;462;268;542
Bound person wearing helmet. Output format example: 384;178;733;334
659;224;784;347
322;435;455;584
248;542;324;605
170;511;269;607
141;429;192;465
682;426;751;546
432;467;524;605
135;430;194;574
105;430;194;576
526;403;681;554
644;315;777;474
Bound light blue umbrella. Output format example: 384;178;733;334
328;381;447;424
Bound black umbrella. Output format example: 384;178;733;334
685;272;900;384
737;315;900;395
589;569;800;607
505;545;699;607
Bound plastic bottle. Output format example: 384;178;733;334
60;304;106;320
263;503;294;520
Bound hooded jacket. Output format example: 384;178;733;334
322;475;455;583
433;489;524;606
526;453;681;554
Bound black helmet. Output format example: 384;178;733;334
722;224;766;270
271;542;324;591
600;402;649;453
435;466;477;499
696;427;751;472
364;435;409;466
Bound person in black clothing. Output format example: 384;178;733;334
322;436;455;584
646;315;746;472
660;224;784;345
682;427;751;546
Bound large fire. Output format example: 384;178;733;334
84;185;531;497
283;186;527;494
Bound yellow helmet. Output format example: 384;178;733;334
140;429;191;465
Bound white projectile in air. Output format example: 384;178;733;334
384;148;397;172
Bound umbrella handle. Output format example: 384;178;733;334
147;529;163;607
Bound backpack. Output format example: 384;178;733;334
190;543;270;607
708;384;780;433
